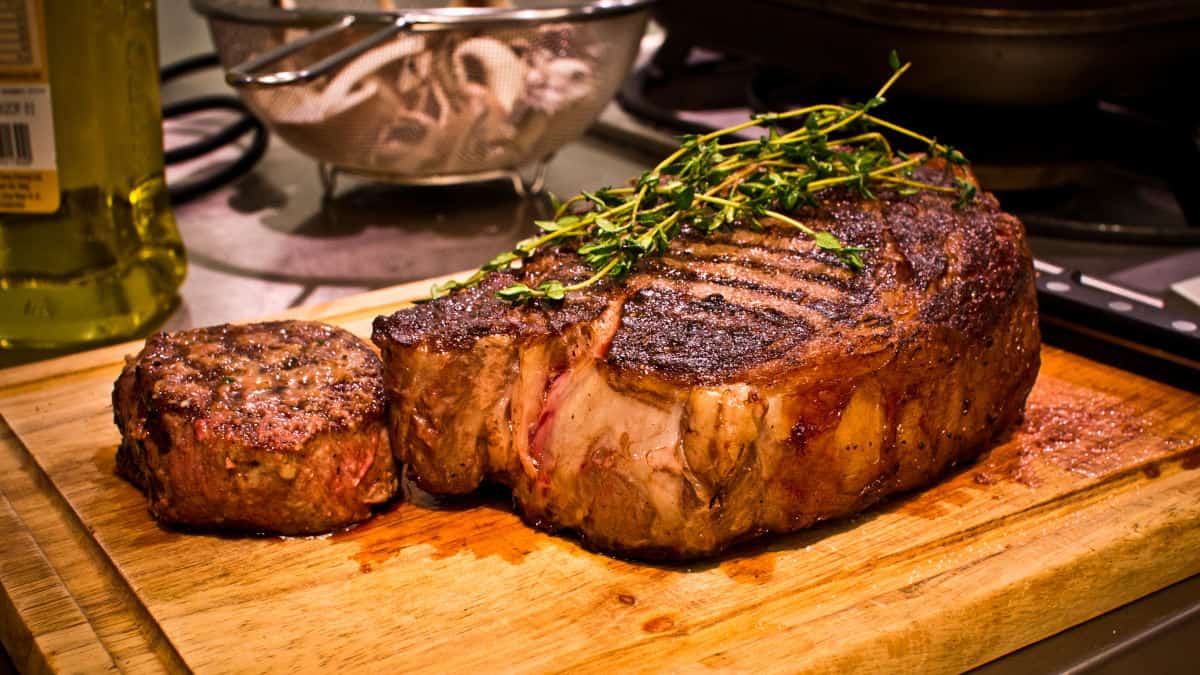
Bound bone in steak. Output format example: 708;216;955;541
113;320;397;535
373;160;1040;559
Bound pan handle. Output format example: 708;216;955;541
226;15;410;88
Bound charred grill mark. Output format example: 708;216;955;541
647;260;813;307
665;247;858;292
643;257;876;327
678;229;858;275
858;314;894;329
807;298;859;323
606;287;813;382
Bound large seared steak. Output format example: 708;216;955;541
373;158;1039;559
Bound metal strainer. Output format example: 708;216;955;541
191;0;653;193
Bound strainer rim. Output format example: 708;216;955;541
191;0;656;29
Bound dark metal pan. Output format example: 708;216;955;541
654;0;1200;106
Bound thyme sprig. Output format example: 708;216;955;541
428;54;971;303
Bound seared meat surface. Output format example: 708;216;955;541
113;320;397;535
373;160;1040;559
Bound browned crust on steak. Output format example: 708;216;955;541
375;161;1026;385
373;159;1040;559
605;287;813;384
379;255;609;352
113;321;398;535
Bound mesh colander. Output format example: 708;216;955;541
191;0;653;192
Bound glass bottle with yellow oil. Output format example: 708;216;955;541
0;0;185;361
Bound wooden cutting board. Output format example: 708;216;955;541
2;277;1199;674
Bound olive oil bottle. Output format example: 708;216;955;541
0;0;185;359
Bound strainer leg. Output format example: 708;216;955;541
511;159;549;198
318;162;339;197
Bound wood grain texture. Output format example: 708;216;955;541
0;426;174;675
0;489;117;675
1;275;1199;673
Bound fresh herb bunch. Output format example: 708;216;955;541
429;54;972;303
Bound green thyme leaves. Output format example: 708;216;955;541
955;177;978;209
428;57;973;304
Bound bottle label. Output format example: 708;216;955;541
0;0;58;213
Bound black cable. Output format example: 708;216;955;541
159;53;270;205
159;52;222;82
163;96;261;164
165;116;269;206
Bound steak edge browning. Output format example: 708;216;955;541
374;160;1040;559
113;320;398;535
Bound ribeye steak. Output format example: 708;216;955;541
373;160;1040;559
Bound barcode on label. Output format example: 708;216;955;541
0;121;32;163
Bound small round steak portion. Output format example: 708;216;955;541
112;320;397;535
